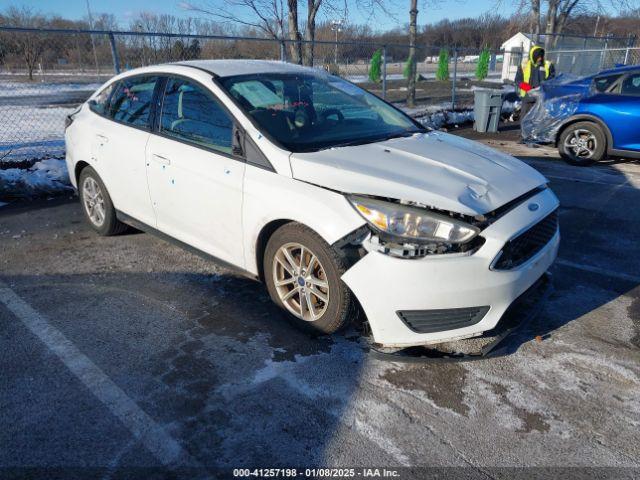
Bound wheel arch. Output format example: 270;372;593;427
555;114;613;152
255;219;294;282
74;160;91;185
253;218;363;283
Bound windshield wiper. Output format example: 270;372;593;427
325;137;382;149
379;131;421;141
320;130;420;151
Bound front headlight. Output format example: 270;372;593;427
348;195;479;244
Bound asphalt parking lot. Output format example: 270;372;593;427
1;135;640;479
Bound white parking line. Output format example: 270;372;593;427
0;280;197;468
556;258;640;284
544;174;637;190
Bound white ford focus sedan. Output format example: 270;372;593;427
65;60;559;348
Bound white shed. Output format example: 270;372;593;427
501;32;535;82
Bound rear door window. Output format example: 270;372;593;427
620;74;640;96
159;77;233;154
108;76;159;128
592;74;621;93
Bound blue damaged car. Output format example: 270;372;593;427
522;65;640;166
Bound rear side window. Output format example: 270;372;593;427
108;76;159;128
592;74;621;93
621;74;640;96
160;77;233;154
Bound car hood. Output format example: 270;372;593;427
289;131;547;216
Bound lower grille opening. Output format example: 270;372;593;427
494;209;559;270
397;306;490;334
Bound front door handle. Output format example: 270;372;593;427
152;154;171;166
95;134;108;144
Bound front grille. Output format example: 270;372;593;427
397;306;490;334
494;209;559;270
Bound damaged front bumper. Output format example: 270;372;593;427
366;272;553;362
341;187;559;350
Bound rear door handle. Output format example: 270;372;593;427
152;154;171;166
95;134;108;143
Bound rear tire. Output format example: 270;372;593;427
264;222;355;335
558;122;606;166
78;166;128;236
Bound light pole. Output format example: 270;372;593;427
331;19;343;65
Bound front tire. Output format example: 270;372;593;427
264;223;355;335
559;122;606;166
78;166;128;236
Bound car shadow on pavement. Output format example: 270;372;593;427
1;269;371;474
497;268;640;357
0;194;76;214
4;261;638;476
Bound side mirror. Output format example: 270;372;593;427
232;126;244;157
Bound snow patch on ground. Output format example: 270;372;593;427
418;110;476;129
0;81;101;98
401;99;520;129
0;158;72;198
470;84;517;93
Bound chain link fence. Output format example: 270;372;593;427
0;26;636;162
546;46;640;76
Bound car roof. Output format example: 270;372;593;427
597;64;640;76
173;59;321;78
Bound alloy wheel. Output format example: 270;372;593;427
272;242;330;322
564;129;597;159
82;176;106;227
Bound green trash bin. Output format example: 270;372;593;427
473;89;504;133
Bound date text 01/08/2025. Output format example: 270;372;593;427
232;468;401;477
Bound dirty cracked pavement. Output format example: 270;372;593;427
1;141;640;479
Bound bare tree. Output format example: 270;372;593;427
407;0;418;107
531;0;541;40
92;13;119;31
182;0;304;62
406;0;445;107
346;0;396;22
288;0;303;63
544;0;560;47
300;0;383;67
182;0;287;39
553;0;582;37
544;0;620;47
4;6;46;80
302;0;324;65
512;0;636;48
183;0;392;67
300;0;364;67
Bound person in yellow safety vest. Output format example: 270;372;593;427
515;45;555;97
515;45;555;133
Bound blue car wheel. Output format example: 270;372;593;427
558;122;606;166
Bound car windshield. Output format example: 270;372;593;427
220;72;425;152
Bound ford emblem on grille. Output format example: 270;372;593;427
528;203;540;211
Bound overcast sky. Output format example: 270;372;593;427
0;0;523;30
